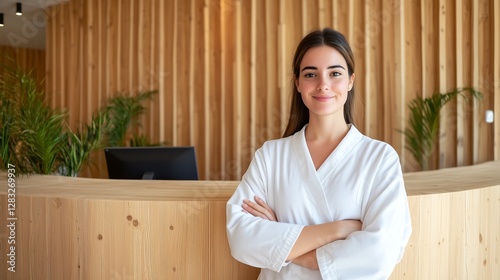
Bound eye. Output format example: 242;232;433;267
330;71;341;77
304;73;316;78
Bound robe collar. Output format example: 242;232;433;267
292;124;364;182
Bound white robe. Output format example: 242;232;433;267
226;125;412;280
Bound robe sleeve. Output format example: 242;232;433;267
226;148;304;272
317;151;412;279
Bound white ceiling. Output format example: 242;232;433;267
0;0;68;49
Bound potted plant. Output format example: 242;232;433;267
0;63;67;174
0;61;106;176
400;87;482;171
1;56;162;176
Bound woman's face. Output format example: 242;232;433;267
295;45;354;119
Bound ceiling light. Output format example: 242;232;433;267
16;3;22;16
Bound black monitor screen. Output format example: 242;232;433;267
104;146;199;180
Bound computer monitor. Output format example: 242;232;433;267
104;146;199;180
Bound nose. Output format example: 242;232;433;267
317;75;329;91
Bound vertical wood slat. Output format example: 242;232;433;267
219;0;227;179
472;0;479;164
158;0;165;144
148;0;156;142
70;2;77;114
396;0;405;162
279;0;287;134
367;0;384;138
96;0;102;110
495;0;500;161
75;1;82;126
234;0;242;179
423;0;441;169
250;0;257;155
350;1;363;132
47;8;56;108
402;0;423;170
203;1;210;179
137;0;143;99
105;0;111;106
479;0;494;162
87;0;93;121
301;0;307;34
265;0;273;142
332;0;338;29
347;0;354;42
31;0;500;179
115;0;121;94
171;0;177;145
420;0;427;103
188;0;195;147
363;0;371;136
318;0;325;27
462;0;473;166
381;0;391;142
57;5;64;111
438;0;446;168
456;0;464;166
381;0;397;149
176;1;186;146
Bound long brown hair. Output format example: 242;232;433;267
282;28;356;138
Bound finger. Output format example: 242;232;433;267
254;196;269;209
244;199;269;216
243;199;273;220
249;199;274;221
255;196;277;221
242;202;268;219
255;196;273;212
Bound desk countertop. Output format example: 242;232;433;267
1;161;499;200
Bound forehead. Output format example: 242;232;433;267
300;46;347;68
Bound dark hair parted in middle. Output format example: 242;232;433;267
282;28;356;138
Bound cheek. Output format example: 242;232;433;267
333;80;351;92
297;81;312;94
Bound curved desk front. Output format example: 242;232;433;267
1;161;499;279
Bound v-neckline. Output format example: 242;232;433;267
294;124;363;183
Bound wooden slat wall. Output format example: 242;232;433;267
44;0;499;179
0;46;45;87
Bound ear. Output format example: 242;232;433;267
348;73;355;91
294;75;300;92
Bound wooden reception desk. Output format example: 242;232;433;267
1;161;499;279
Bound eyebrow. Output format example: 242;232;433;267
301;65;346;72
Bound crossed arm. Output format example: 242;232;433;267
242;196;361;270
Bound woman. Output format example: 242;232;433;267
226;28;412;279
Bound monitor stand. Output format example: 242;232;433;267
142;172;155;180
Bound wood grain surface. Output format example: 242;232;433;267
0;161;499;279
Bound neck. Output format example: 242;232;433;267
305;115;349;142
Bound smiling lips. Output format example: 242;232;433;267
313;95;335;102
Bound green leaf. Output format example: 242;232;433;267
103;90;157;147
399;87;483;170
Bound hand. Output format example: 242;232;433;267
292;250;319;270
242;196;278;222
